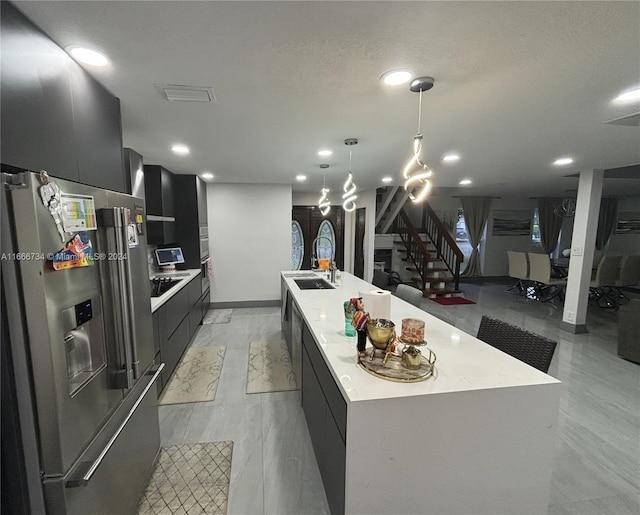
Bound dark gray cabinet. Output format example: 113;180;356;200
1;2;126;192
144;165;175;217
70;72;125;192
154;274;206;394
144;165;176;245
301;323;346;515
173;175;208;268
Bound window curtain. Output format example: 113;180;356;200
460;197;492;277
595;197;618;250
537;198;563;254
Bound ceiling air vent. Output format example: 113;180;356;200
154;84;216;103
604;110;640;126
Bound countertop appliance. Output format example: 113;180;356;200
1;171;163;514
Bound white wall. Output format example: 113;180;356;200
608;198;640;255
361;189;377;283
207;183;291;302
483;197;538;276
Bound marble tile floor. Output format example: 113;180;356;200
158;283;640;515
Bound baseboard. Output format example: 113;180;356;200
560;321;588;334
208;300;280;309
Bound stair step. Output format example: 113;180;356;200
411;276;456;285
402;257;442;264
406;266;449;273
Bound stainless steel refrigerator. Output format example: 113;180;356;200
1;170;163;514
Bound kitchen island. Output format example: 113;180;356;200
281;271;560;515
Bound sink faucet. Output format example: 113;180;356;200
311;236;336;281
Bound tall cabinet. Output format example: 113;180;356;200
173;175;208;268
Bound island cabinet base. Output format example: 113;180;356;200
302;324;346;515
287;271;560;515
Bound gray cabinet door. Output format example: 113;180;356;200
1;3;78;181
71;72;126;192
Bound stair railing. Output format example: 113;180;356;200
395;210;433;290
422;203;464;290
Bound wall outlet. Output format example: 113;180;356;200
566;311;575;322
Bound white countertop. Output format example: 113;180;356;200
282;270;560;403
150;269;201;313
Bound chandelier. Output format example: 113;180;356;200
402;77;435;203
318;176;331;216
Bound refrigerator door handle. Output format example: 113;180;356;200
99;207;139;387
65;363;164;488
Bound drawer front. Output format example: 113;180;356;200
302;324;347;442
187;274;202;307
165;286;189;338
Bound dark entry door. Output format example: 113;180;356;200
292;206;344;270
354;208;366;279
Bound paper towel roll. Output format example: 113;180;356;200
358;289;391;320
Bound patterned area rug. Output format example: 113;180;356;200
159;346;225;405
202;309;233;325
246;340;298;394
137;442;233;515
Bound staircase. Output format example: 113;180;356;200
375;187;409;234
393;208;464;298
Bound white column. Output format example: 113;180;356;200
561;169;603;333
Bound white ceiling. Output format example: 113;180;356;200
14;1;640;198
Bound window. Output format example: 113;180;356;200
291;221;304;270
531;208;541;245
316;220;335;260
455;208;469;242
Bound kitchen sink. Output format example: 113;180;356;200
294;278;335;290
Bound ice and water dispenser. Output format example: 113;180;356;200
62;297;107;396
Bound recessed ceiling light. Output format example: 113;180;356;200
67;46;109;67
553;157;574;166
201;172;214;180
382;177;393;183
459;179;472;186
296;175;307;182
318;149;333;157
380;69;413;86
614;87;640;103
171;144;190;155
442;154;460;162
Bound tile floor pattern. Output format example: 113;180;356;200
137;442;233;515
159;282;640;515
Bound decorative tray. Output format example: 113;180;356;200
358;347;436;383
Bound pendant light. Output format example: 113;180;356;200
318;176;331;216
342;138;358;212
402;76;435;203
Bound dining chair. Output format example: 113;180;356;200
527;252;567;303
476;316;557;373
372;269;390;289
589;254;623;308
394;284;423;307
506;251;529;295
614;255;640;303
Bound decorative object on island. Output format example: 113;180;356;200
400;318;426;344
343;299;357;337
401;345;422;370
349;297;370;357
342;138;358;212
402;76;435;203
365;318;395;362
